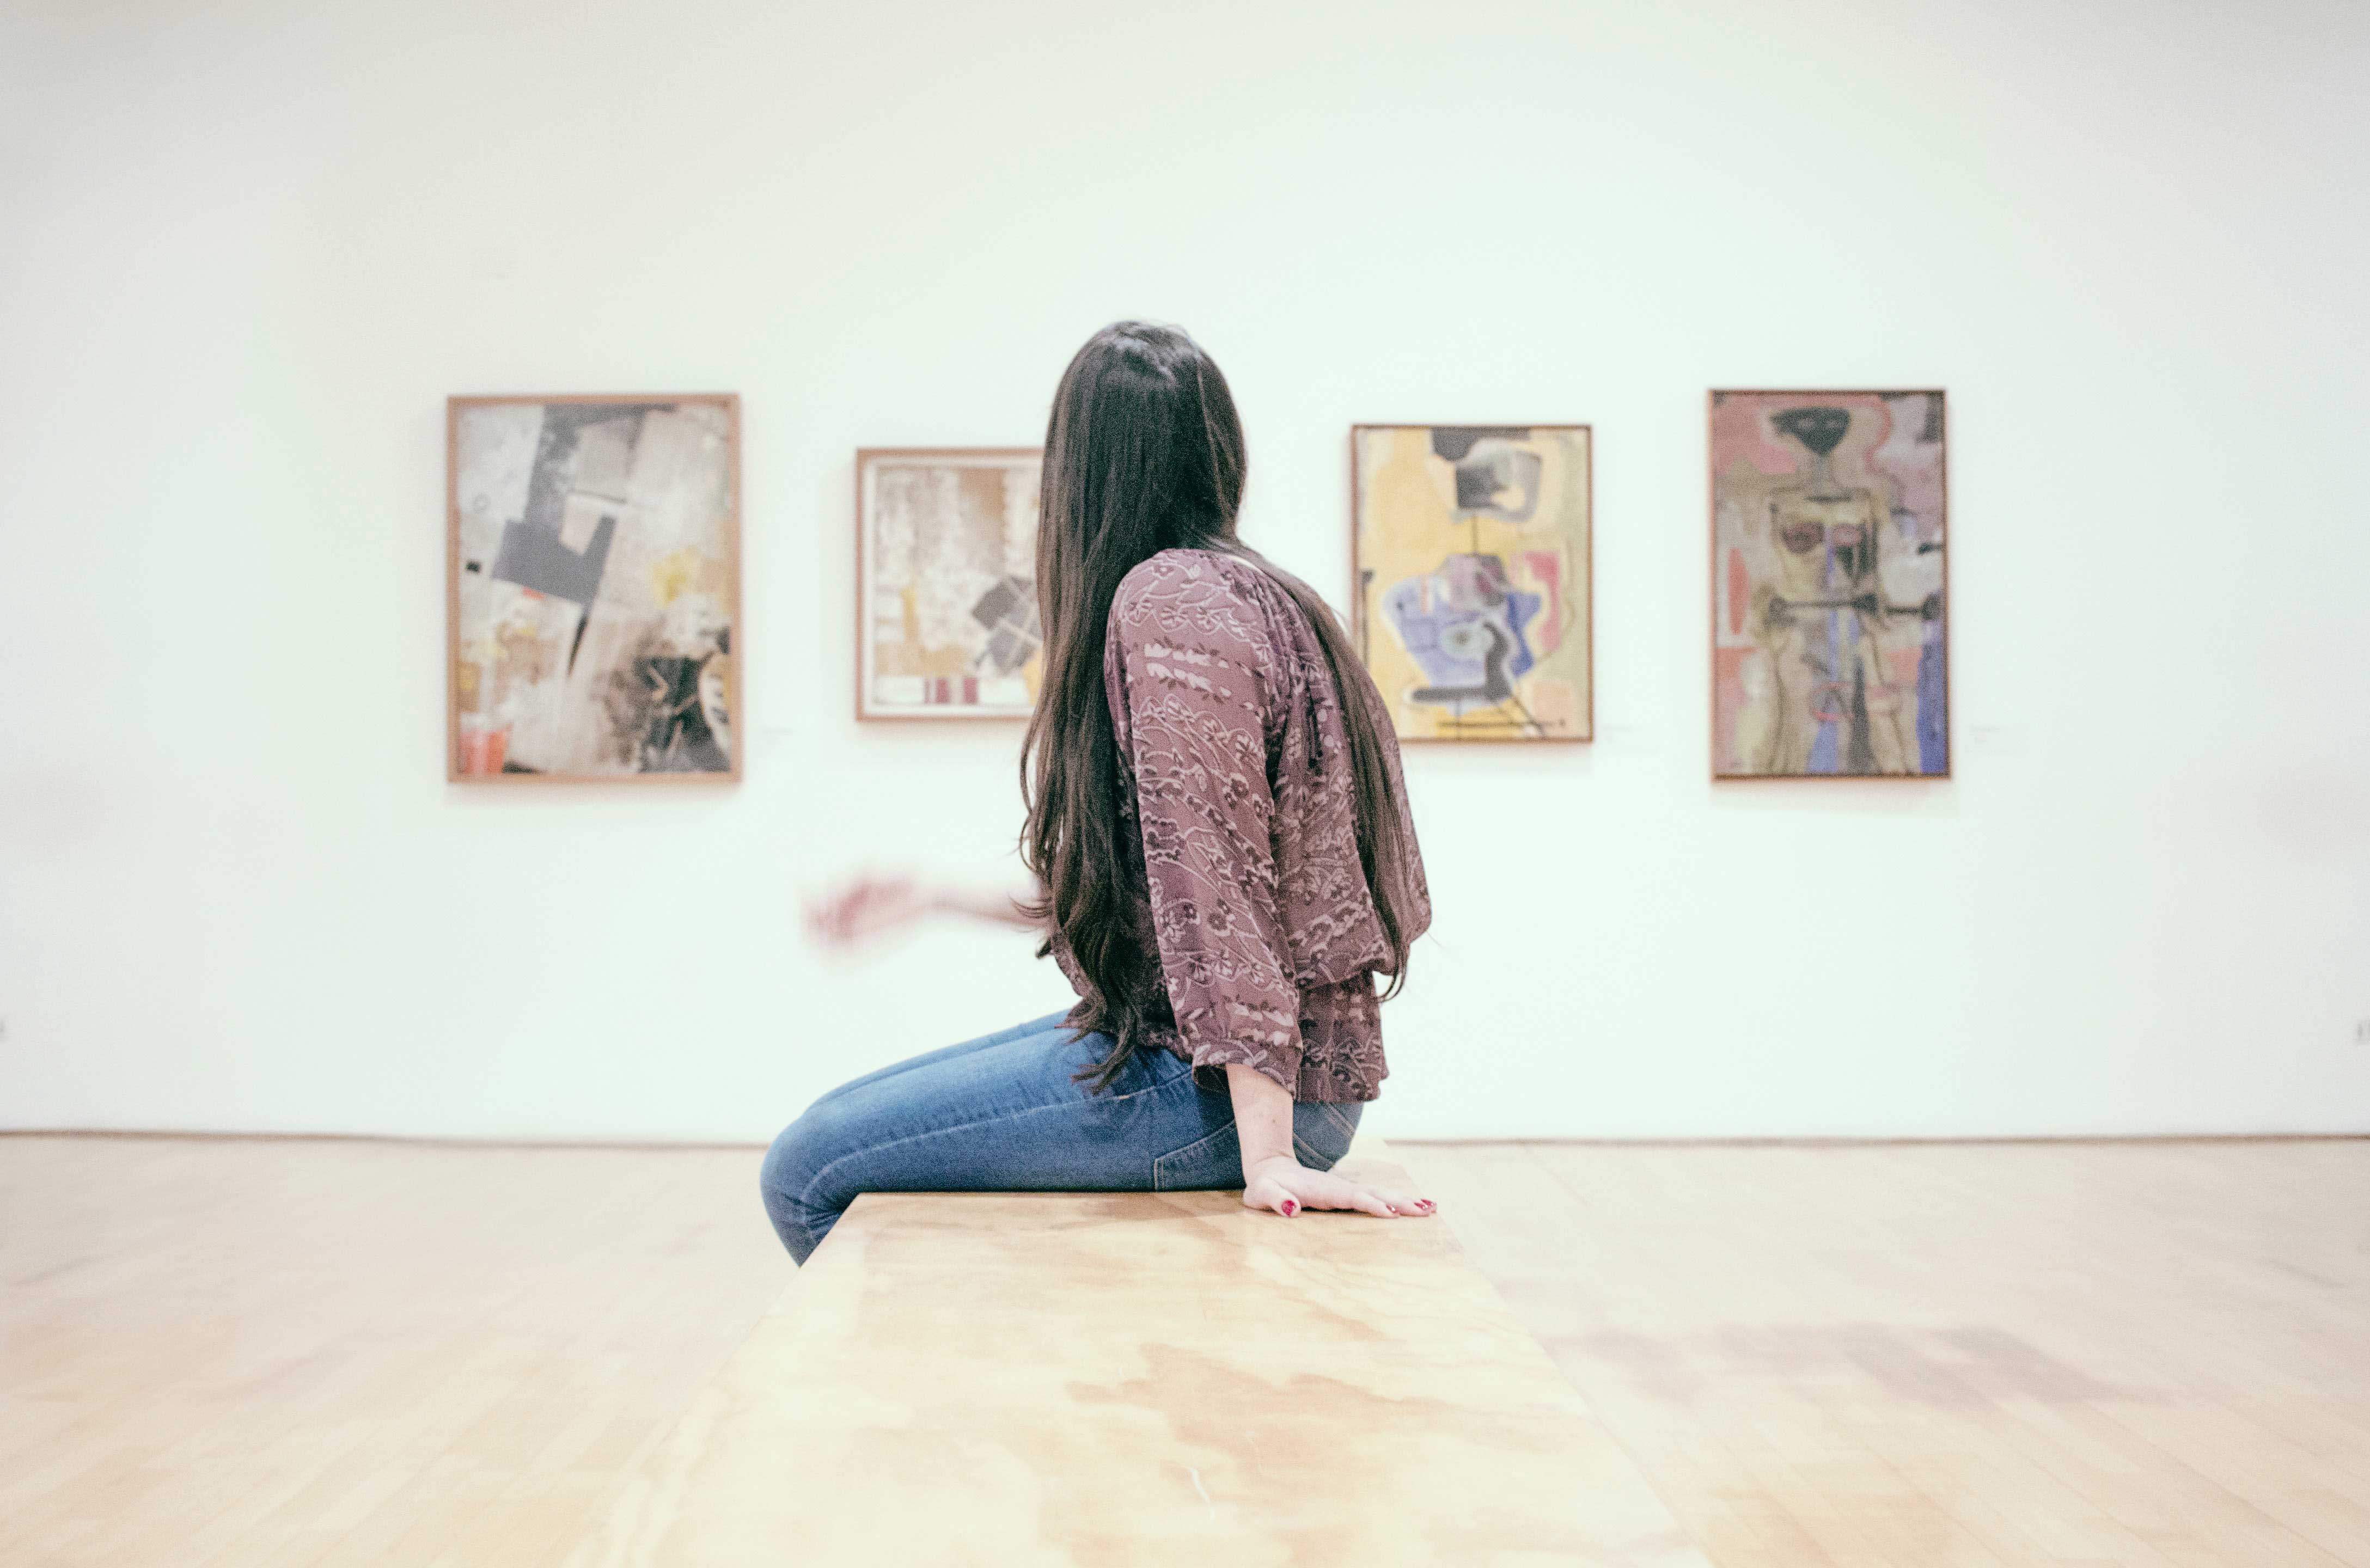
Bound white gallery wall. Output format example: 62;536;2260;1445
3;0;2366;1142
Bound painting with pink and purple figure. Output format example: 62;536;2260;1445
1710;390;1947;779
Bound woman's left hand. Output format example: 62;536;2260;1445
1240;1155;1434;1220
803;872;937;949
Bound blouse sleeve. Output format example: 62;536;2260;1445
1110;561;1304;1092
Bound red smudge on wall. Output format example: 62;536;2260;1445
1522;552;1562;655
1713;647;1751;771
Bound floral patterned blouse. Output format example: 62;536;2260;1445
1048;548;1430;1102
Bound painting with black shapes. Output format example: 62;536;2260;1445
448;394;740;780
1711;390;1946;779
856;448;1043;720
1351;425;1592;743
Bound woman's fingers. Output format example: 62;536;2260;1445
802;896;845;944
1323;1180;1436;1217
1241;1170;1438;1221
803;875;925;948
1239;1177;1300;1217
823;898;868;943
1284;1174;1375;1215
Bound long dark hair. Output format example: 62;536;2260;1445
1017;321;1420;1091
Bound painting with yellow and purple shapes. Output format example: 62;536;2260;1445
447;395;740;781
1351;425;1591;743
1711;390;1947;779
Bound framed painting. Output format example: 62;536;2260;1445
1350;424;1592;743
856;448;1043;720
447;394;740;782
1709;389;1948;779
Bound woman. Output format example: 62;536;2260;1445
760;322;1436;1265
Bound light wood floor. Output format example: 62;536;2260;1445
4;1136;2366;1566
1;1137;786;1567
1415;1140;2370;1568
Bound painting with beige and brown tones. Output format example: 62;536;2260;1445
448;395;739;781
857;449;1043;720
1711;390;1947;779
1352;425;1592;743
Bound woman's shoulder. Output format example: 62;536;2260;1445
1113;547;1287;627
1110;549;1281;669
1117;546;1255;604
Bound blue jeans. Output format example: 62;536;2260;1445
759;1008;1363;1264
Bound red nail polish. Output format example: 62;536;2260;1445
1281;1199;1298;1216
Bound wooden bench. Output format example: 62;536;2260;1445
564;1138;1709;1566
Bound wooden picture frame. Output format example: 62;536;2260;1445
447;393;742;783
1349;423;1594;744
1708;388;1950;780
854;447;1044;721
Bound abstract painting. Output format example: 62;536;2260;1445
857;448;1043;719
1351;425;1592;742
1711;390;1948;779
448;394;739;781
